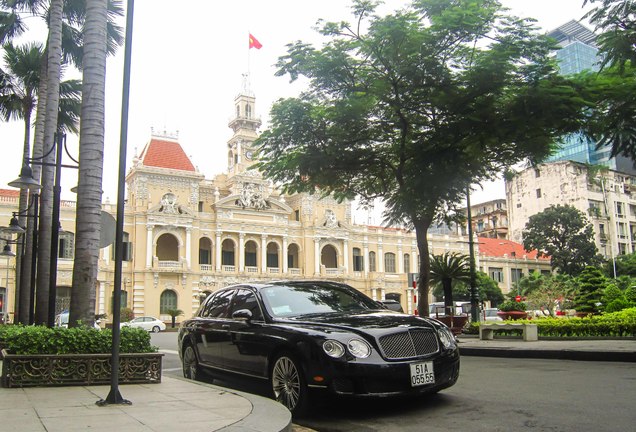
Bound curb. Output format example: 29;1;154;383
459;347;636;362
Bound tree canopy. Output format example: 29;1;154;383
522;204;601;275
580;0;636;160
256;0;591;316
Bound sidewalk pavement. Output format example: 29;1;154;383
0;374;292;432
457;335;636;362
1;338;633;432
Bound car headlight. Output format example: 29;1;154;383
347;338;371;358
323;340;345;358
438;327;456;349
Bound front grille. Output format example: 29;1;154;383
378;329;439;359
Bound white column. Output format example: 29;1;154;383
282;236;288;273
146;226;153;268
239;233;245;272
397;239;404;273
378;239;384;273
411;241;418;275
215;231;222;271
363;239;369;276
261;235;267;272
381;288;386;300
99;282;106;315
343;239;349;272
314;238;320;275
371;287;377;301
407;288;414;315
185;227;192;269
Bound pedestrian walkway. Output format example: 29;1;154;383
458;336;636;362
0;374;292;432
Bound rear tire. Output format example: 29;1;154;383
151;326;161;333
182;345;202;381
270;352;309;417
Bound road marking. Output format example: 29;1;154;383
159;349;179;355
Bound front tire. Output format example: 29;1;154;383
270;352;309;417
151;325;161;333
182;345;202;381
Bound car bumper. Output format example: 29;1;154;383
309;348;460;397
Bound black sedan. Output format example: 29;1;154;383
178;280;460;416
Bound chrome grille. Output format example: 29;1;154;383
378;329;439;360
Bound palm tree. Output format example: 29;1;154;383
429;252;470;316
165;309;184;328
1;0;123;325
0;41;81;324
68;0;110;327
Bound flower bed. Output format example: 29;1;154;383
0;325;162;388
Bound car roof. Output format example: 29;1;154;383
216;280;353;293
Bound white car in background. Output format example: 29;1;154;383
482;308;503;322
120;316;166;333
55;311;101;329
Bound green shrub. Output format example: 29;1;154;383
0;325;157;355
473;307;636;337
499;300;527;312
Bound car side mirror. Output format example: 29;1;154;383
232;309;253;321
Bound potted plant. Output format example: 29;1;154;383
497;300;528;320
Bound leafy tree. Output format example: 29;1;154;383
580;1;636;160
607;252;636;278
256;0;590;316
573;266;609;314
429;252;470;315
602;284;626;312
522;204;601;275
516;272;576;316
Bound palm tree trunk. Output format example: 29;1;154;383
35;0;64;325
413;216;433;317
19;55;48;325
443;279;453;316
69;0;108;327
15;109;31;324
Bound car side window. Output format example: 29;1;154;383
201;290;234;318
230;289;264;321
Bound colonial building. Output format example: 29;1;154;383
461;198;508;239
0;88;483;324
506;160;636;261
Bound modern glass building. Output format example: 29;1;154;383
544;21;636;175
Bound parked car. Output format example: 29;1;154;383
54;311;101;329
378;299;404;312
178;280;460;416
482;308;503;322
121;316;166;333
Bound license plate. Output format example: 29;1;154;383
410;361;435;387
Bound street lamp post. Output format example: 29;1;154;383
466;188;480;322
8;132;78;327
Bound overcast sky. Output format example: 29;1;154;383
0;0;594;219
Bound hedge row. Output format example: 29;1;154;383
467;308;636;338
0;325;158;355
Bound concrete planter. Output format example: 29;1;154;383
1;349;163;388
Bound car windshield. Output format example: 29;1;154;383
261;283;379;318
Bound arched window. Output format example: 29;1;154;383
287;243;299;268
221;239;235;266
236;105;240;117
385;253;396;273
199;237;212;265
403;253;410;274
353;248;363;271
156;233;179;261
266;242;279;269
245;103;252;118
160;290;177;314
245;240;258;267
369;251;376;272
321;245;338;268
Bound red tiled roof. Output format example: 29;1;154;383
139;137;195;172
478;237;549;261
0;189;21;197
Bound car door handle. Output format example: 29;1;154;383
221;324;231;330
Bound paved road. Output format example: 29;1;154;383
152;332;636;432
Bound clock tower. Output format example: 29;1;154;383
227;76;262;176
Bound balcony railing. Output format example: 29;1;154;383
157;260;180;269
245;266;258;273
288;268;301;276
222;265;235;272
200;264;213;272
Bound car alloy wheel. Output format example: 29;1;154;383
182;345;200;381
151;325;161;333
271;353;308;416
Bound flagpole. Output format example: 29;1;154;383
247;31;251;93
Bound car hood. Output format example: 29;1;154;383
277;311;441;335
